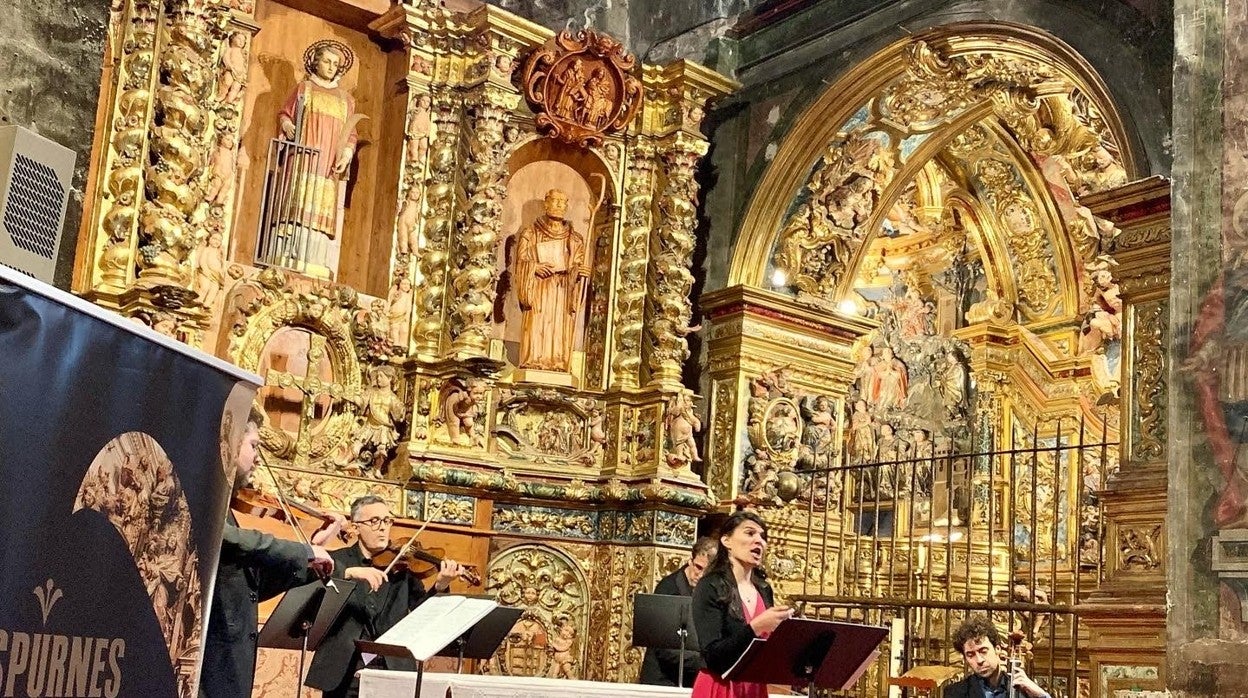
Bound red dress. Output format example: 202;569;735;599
691;593;771;698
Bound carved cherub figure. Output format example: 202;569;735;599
193;232;226;307
355;365;405;475
664;390;702;469
387;277;414;348
204;133;238;205
215;32;249;105
442;378;488;447
546;615;578;679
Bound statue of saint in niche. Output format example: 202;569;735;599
514;189;591;372
264;40;362;279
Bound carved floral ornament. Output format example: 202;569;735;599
521;30;643;147
760;38;1131;309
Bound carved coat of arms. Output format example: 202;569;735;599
521;30;642;147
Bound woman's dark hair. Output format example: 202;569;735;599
703;510;770;620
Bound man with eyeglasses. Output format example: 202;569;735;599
304;495;466;698
639;536;717;686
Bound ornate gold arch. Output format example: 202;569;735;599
728;22;1138;299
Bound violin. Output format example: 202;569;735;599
370;535;482;586
231;487;348;544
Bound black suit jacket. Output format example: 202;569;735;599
200;514;312;698
942;676;973;698
638;567;702;686
304;544;437;693
691;572;776;678
942;673;1050;698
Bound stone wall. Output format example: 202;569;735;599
0;0;108;288
1170;0;1248;695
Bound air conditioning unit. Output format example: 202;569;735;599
0;125;75;284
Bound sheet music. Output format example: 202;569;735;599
370;595;498;663
721;637;766;680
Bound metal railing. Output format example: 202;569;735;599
783;416;1114;697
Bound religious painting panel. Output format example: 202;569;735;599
1172;0;1248;682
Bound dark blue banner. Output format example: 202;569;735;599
0;269;259;698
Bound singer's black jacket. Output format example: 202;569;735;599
690;571;775;677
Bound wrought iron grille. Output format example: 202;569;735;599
780;416;1114;698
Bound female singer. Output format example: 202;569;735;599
691;510;793;698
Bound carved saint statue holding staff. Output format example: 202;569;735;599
514;179;605;372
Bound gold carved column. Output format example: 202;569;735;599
77;0;236;346
701;286;871;502
138;0;226;287
642;63;737;389
78;0;162;296
609;139;657;390
447;9;529;361
1076;177;1170;697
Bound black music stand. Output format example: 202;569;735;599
355;596;500;698
722;618;888;696
258;578;357;696
632;593;700;688
435;605;523;672
355;641;427;698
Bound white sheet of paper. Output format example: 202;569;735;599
372;595;498;663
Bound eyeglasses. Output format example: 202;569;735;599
353;516;394;529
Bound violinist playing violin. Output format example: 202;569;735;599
201;406;336;698
304;495;467;698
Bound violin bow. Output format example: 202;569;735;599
258;453;339;591
381;499;441;576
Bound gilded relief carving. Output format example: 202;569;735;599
486;544;589;678
767;40;1126;309
494;388;605;465
773;131;895;302
493;504;597;539
520;30;643;147
1130;300;1167;463
1117;525;1162;572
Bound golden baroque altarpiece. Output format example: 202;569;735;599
701;27;1170;698
72;3;1173;694
73;0;732;685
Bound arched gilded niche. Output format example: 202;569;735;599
484;543;590;679
224;267;368;470
494;136;619;389
729;22;1136;310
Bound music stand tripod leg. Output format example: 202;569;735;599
677;627;687;689
296;620;311;698
414;659;424;698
